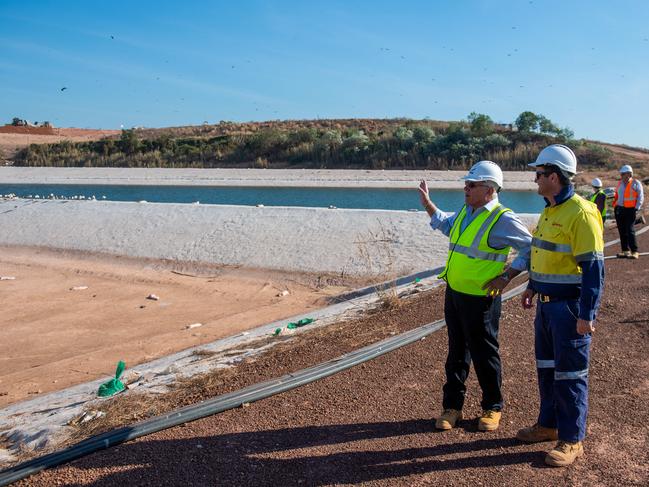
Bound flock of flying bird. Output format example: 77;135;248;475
54;16;648;121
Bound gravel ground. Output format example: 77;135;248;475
14;226;649;486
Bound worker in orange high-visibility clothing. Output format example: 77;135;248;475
419;161;532;433
613;165;644;259
518;144;605;468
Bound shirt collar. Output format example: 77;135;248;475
467;195;500;214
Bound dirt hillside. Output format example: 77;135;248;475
0;126;120;162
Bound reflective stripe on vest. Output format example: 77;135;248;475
531;237;572;253
440;203;511;296
615;180;638;208
447;243;508;262
529;270;582;284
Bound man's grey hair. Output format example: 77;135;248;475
484;180;501;194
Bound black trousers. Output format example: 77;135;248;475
442;286;503;412
614;206;638;252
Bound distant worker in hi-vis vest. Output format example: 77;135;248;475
418;161;532;433
613;165;644;259
588;177;607;223
518;144;605;467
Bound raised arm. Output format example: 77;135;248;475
418;180;439;217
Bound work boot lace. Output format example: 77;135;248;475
555;441;573;453
483;410;498;419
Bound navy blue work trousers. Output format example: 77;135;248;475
534;298;591;442
442;286;503;412
614;206;638;252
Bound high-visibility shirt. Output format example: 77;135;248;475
439;204;511;296
613;179;639;208
589;190;607;219
530;194;604;286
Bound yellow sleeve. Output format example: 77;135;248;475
571;207;604;261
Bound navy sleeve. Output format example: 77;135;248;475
595;193;606;214
579;259;605;321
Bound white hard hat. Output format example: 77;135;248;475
528;144;577;175
591;178;602;188
619;164;633;174
461;160;503;189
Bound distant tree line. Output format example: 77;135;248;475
13;112;611;170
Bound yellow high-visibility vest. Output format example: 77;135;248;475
530;194;604;285
440;204;511;296
589;190;607;219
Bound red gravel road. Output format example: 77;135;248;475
16;227;649;486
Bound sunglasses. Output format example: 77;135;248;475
464;182;488;189
535;170;553;180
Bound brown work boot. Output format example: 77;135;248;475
629;251;640;259
616;251;631;258
478;410;502;431
435;409;462;430
516;423;558;443
545;441;584;467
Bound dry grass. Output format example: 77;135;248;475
354;221;402;310
130;118;451;141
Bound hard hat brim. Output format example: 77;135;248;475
528;161;578;175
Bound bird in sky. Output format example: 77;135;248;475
60;87;67;91
110;35;114;39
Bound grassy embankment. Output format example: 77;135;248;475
9;117;649;185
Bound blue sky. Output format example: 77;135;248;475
2;0;648;147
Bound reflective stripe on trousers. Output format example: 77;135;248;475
534;298;591;442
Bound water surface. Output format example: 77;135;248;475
0;184;544;213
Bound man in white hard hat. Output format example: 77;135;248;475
418;160;532;433
518;144;604;467
588;178;607;223
613;165;644;259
